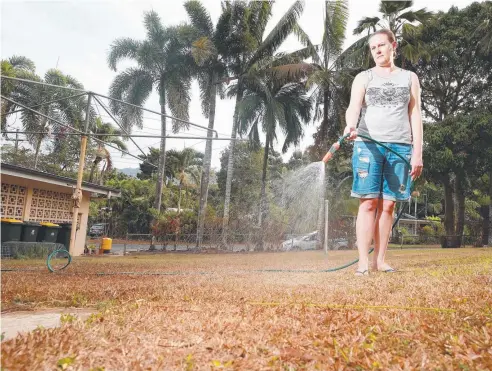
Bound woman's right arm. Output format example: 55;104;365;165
344;73;367;140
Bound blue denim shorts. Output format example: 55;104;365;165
351;141;412;201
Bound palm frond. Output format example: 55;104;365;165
336;35;372;69
293;24;320;64
144;11;167;48
475;18;492;54
353;16;380;36
107;38;141;71
165;72;191;132
246;0;304;70
379;1;413;15
398;8;433;24
191;36;217;66
247;118;261;151
8;55;36;72
238;93;263;136
323;0;349;63
248;0;273;44
108;68;154;130
184;0;214;37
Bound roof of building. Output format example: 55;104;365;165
1;162;121;197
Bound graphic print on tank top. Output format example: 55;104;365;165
365;81;410;107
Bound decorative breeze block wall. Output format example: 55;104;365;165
29;188;73;223
1;183;27;220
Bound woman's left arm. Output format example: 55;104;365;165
408;72;423;180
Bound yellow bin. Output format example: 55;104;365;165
101;237;112;254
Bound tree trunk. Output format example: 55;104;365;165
323;89;329;150
89;157;101;183
99;161;107;186
455;174;466;237
256;136;271;252
481;204;489;246
154;82;167;214
488;169;492;245
34;135;43;169
177;182;182;214
222;85;244;248
259;133;271;229
197;71;217;248
442;174;455;236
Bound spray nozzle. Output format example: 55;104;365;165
321;133;352;164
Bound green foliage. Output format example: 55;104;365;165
411;1;492;120
152;210;197;239
138;147;160;180
57;357;75;370
60;314;78;324
103;177;157;235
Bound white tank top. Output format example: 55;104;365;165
356;68;413;144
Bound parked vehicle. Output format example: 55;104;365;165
89;223;108;237
280;231;354;251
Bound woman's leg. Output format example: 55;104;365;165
373;199;396;270
356;198;379;272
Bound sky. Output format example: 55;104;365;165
1;0;478;171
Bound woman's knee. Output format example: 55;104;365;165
359;198;379;212
381;199;396;213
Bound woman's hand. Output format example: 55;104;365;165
410;153;423;180
343;126;357;140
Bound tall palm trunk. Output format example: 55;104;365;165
259;132;271;228
177;181;183;213
197;71;217;247
99;161;107;186
34;135;43;169
154;80;167;213
89;157;102;183
256;133;271;252
222;84;244;248
323;89;329;149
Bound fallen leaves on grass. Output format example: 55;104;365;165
1;248;492;370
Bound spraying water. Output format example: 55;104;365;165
271;161;326;237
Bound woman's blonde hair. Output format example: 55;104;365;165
368;29;396;44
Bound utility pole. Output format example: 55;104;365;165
69;93;92;256
3;129;26;157
14;129;19;155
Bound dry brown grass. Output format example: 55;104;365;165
2;248;492;370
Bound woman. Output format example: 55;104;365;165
343;29;423;275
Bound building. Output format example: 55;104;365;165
1;163;120;256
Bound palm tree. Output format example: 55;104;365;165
183;0;229;246
352;0;433;67
238;79;311;230
301;0;351;147
88;118;128;183
166;148;204;213
474;1;492;54
1;56;38;133
108;11;195;214
220;0;307;244
2;65;88;168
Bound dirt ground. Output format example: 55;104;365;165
1;248;491;370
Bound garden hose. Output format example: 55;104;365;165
46;248;72;272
